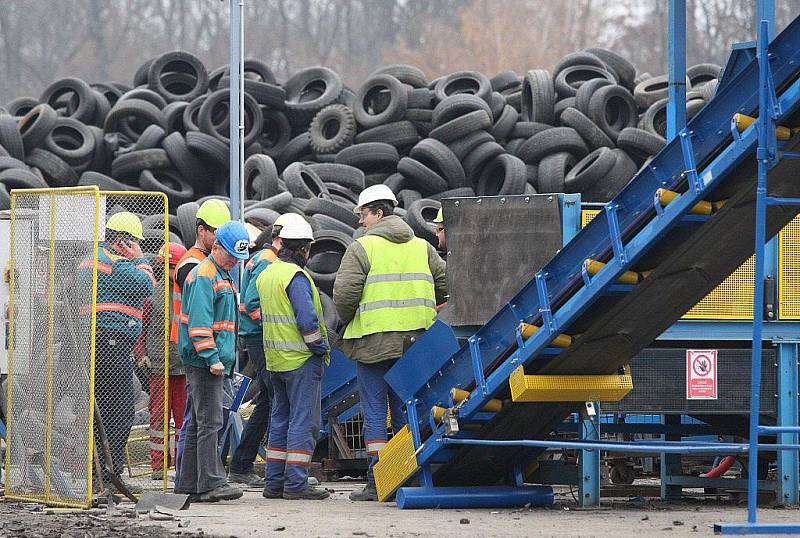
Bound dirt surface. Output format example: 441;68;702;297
3;482;800;537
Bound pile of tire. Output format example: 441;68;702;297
0;50;720;330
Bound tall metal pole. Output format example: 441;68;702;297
666;0;687;142
228;0;243;223
756;0;775;41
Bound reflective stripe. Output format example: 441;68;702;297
248;308;261;320
193;337;215;351
238;303;246;312
286;450;312;465
366;440;387;454
302;328;322;344
79;260;113;274
137;263;158;286
82;303;144;319
188;327;213;337
357;298;436;314
149;429;165;439
179;313;189;324
364;272;434;285
213;280;233;292
263;314;296;324
263;340;308;351
212;320;236;332
266;448;287;462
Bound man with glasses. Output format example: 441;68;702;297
333;185;447;501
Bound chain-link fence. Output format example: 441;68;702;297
4;187;170;508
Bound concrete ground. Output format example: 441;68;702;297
4;481;800;537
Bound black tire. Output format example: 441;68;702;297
405;108;434;123
553;97;575;124
139;169;195;206
247;191;294;212
353;74;408;129
182;95;205;132
0;157;28;173
504;138;525;157
163;101;189;134
517;126;588;165
282;162;330;199
396;157;448;195
554;51;608;78
396;188;422;208
585;48;637;91
510;121;552;139
198;89;262;147
587;85;638;142
434;71;492;105
491;105;518;141
581;149;637;202
244;207;281;229
310;213;356;235
429;110;492;144
147;51;209;103
5;96;38;117
104;98;167;140
25;148;79;187
134;124;167;150
334;142;399;174
574;78;614;117
687;63;722;89
79;171;137;191
699;80;718;102
489;92;506;120
537;152;576;193
554;65;615;99
410;138;466;188
564;146;617;192
405;198;440;244
307;163;365;192
40;77;97;123
429;187;475;201
309;104;356;154
0;167;48;189
462;141;504;183
447;130;495;161
18;104;58;153
176;201;200;246
186;131;228;168
324;182;359;205
476;153;527;196
616;127;666;164
559;107;614;150
277;133;313;171
383;173;407;193
304;196;361;229
521;70;555;124
355;121;420;150
0;113;24;160
259;108;292;158
223;59;277;85
86;126;111;173
119;87;168;110
370;64;427;88
407;88;435;109
490;70;520;92
111;148;171;181
134;58;155;86
284;67;343;129
43;117;95;166
218;76;286;110
432;94;493;127
162;132;207;189
244;154;280;199
633;74;687;110
639;98;668;138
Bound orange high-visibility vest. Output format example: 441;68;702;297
170;246;208;343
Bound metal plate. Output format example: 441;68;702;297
438;195;562;327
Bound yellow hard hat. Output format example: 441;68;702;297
106;211;144;240
433;208;444;224
196;199;231;229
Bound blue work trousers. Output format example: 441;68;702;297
357;359;407;486
265;355;324;493
229;337;271;474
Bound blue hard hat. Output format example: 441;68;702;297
215;220;250;260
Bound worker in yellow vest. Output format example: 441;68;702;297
334;184;447;501
256;217;331;500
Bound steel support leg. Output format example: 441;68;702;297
776;343;799;506
661;415;682;500
579;404;600;507
667;0;687;142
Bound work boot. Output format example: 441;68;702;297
262;487;283;499
307;476;319;486
198;483;243;502
283;486;330;500
349;484;378;501
228;471;266;488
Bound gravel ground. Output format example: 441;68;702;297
4;481;800;537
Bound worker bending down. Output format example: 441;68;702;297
175;221;249;503
334;185;447;501
257;217;330;500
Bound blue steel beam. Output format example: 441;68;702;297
775;344;799;505
667;0;687;142
389;16;800;440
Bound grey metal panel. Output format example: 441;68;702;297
438;195;562;327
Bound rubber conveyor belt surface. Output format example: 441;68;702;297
432;133;800;487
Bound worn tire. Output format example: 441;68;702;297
517;126;587;165
405;198;440;244
244;154;280;199
185;131;228;168
574;78;614;116
370;64;427;88
587;85;638;142
0;113;24;160
304;196;361;229
491;105;518;141
43;117;95;166
353;74;408;129
476;154;527;196
447;130;495;161
309;104;356;154
139;169;195;205
616;127;666;164
307;163;365;192
521;70;555;124
462;141;504;183
554;65;615;98
147;51;209;103
410;138;466;189
585;48;636;90
25;148;79;187
111;148;171;181
334;142;399;174
284;67;343;129
559;107;614;150
40;77;97;123
283;162;330;199
537;152;576;193
355;121;420;150
564;146;616;192
18;104;58;153
396;157;448;195
429;110;492;144
277;133;314;171
434;70;492;104
581;149;637;202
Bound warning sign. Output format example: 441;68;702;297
686;349;718;400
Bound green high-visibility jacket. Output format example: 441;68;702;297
342;234;436;339
256;259;330;372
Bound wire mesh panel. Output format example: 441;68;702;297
97;192;170;495
5;187;101;508
779;215;800;319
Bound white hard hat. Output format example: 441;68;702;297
273;212;308;229
277;217;314;241
354;184;399;214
